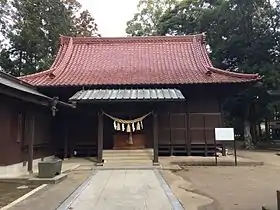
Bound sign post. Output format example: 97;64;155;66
215;128;237;166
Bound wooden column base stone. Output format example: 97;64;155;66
153;161;160;166
96;162;103;166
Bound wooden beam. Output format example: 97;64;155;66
97;112;104;166
28;115;35;173
153;111;159;165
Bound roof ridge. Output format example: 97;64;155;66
199;39;213;67
52;37;74;78
49;38;69;70
19;69;53;80
189;38;210;74
59;34;205;45
207;66;261;79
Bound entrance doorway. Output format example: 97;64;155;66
103;110;153;150
113;132;147;150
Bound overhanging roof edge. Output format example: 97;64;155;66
69;88;185;102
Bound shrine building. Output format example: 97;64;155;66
18;34;261;166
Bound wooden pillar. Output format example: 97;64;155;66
169;112;173;156
97;112;104;166
218;100;226;156
277;190;280;210
64;126;68;159
28;115;35;173
203;115;208;156
186;113;190;156
153;111;159;165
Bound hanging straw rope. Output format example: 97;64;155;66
103;111;151;132
103;111;152;144
103;111;152;124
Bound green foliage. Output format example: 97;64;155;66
128;0;280;141
126;0;178;36
74;10;100;37
0;0;8;31
0;0;99;76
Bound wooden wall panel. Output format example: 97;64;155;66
159;129;170;144
159;113;169;125
189;113;222;144
170;114;185;128
189;130;205;144
205;115;221;128
171;129;186;144
157;101;222;148
188;99;219;113
0;94;53;166
189;114;204;128
0;100;14;165
205;130;215;144
66;113;98;156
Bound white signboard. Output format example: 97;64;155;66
215;128;235;141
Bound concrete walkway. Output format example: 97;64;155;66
57;170;183;210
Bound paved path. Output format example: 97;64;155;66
57;170;183;210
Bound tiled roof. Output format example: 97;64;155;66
20;34;261;87
69;88;185;102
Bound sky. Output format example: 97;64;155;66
78;0;139;37
79;0;277;37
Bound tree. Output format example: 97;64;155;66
126;0;178;36
0;0;99;76
127;0;280;147
158;0;280;74
74;10;100;37
0;0;12;39
0;0;8;27
158;0;280;148
157;0;210;35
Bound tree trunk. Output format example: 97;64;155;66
244;120;253;149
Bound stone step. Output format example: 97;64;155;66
103;152;153;156
103;156;152;160
103;159;153;164
103;150;153;159
103;149;153;154
99;164;161;170
103;152;153;157
103;149;153;166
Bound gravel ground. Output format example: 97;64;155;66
0;182;40;208
175;166;280;210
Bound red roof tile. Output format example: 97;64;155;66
20;34;261;87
